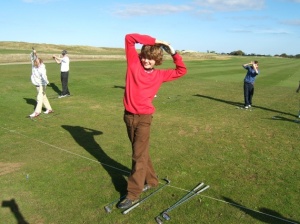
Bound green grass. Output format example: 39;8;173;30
0;56;299;224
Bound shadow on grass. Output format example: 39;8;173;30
1;198;29;224
113;85;125;89
194;94;297;118
222;197;299;224
61;125;130;196
268;116;300;124
49;82;61;95
23;98;49;113
23;98;36;110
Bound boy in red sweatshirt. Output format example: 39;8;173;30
118;33;187;209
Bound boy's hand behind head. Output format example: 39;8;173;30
162;45;176;55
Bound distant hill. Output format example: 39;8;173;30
0;41;126;63
0;41;230;64
0;41;124;54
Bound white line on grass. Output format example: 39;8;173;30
1;126;130;175
167;185;298;224
1;126;297;224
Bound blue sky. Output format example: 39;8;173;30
1;0;300;55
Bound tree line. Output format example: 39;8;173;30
227;50;300;58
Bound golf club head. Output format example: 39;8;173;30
104;206;112;213
162;212;171;221
155;216;163;224
161;212;171;221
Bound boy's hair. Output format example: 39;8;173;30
139;44;163;66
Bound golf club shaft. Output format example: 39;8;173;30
165;182;204;212
122;178;170;214
166;185;210;213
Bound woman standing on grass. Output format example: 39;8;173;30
29;58;53;118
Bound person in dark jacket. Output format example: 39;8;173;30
242;61;260;109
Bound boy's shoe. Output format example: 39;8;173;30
44;110;53;114
29;112;40;118
244;106;249;109
117;198;138;209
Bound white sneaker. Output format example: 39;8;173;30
29;112;40;118
58;94;70;98
44;110;53;114
244;106;249;109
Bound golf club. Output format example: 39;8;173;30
122;178;170;215
155;216;163;224
156;184;210;222
104;194;126;213
164;182;204;211
104;177;165;213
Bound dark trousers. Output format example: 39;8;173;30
61;71;70;95
123;111;158;200
244;82;254;106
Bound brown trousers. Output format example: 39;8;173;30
124;111;158;200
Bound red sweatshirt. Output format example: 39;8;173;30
123;33;187;114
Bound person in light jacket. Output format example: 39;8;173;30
29;58;53;118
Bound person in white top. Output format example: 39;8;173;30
29;57;53;118
53;50;70;98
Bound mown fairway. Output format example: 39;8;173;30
0;55;299;224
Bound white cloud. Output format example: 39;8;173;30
22;0;60;3
284;0;300;3
256;29;290;34
229;27;290;35
229;15;270;21
112;1;266;18
229;28;253;33
113;4;193;17
282;19;300;26
193;0;265;11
